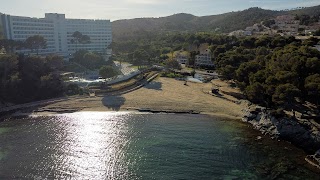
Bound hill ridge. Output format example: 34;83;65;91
112;5;320;40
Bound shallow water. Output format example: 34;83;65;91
0;112;318;179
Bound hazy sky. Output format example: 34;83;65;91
0;0;319;21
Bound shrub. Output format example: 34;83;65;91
161;72;183;78
66;83;80;95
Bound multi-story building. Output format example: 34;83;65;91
175;52;188;64
175;49;214;67
0;13;112;60
195;49;214;67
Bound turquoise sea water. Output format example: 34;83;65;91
0;112;318;179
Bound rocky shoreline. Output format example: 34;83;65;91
242;104;320;169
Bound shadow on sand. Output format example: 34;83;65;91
143;81;162;91
102;95;126;111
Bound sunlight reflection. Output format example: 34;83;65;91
53;112;132;179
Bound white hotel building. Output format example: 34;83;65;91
0;13;112;60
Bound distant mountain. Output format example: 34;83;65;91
112;5;320;41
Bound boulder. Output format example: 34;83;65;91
242;105;320;153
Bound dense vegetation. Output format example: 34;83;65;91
112;31;233;64
99;65;119;80
70;50;108;70
0;34;112;105
294;14;320;25
0;54;65;104
114;27;320;110
0;35;47;54
0;35;67;104
213;35;320;109
112;5;320;67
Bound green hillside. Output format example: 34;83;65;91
112;5;320;41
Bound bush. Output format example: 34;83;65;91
161;72;184;78
66;83;80;95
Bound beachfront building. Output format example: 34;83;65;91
195;49;214;67
175;47;214;67
175;51;189;64
0;13;112;60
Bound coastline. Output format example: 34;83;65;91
17;77;245;120
4;76;320;172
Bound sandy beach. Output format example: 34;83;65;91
31;77;245;119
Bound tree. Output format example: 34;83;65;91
99;66;119;80
66;83;80;95
255;36;271;47
314;29;320;36
165;59;181;70
240;37;256;48
0;54;64;103
71;50;105;70
39;73;64;98
235;61;261;88
213;45;226;58
262;19;275;28
271;36;287;48
0;55;19;101
45;55;64;70
302;37;319;46
188;51;199;67
272;83;300;106
25;35;47;55
83;52;105;70
0;39;25;54
245;82;265;104
71;31;91;51
133;49;149;67
305;74;320;106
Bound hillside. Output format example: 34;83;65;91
112;5;320;41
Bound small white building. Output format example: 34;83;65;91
175;52;188;64
195;49;214;67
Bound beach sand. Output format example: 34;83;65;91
33;77;245;119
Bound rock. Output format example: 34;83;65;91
241;105;320;153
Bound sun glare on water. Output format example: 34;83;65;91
51;112;133;179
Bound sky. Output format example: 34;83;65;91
0;0;319;21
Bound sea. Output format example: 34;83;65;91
0;112;318;179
